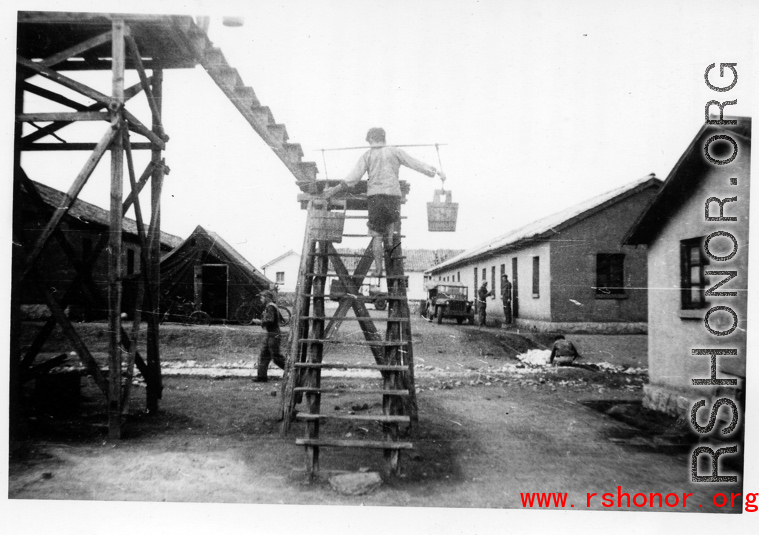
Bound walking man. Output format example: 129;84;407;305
477;281;493;326
323;127;446;277
501;274;512;324
252;290;285;382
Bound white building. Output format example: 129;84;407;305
261;249;300;293
262;248;462;300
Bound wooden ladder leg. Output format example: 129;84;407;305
304;239;329;479
280;207;317;429
386;219;418;425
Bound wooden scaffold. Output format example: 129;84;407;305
280;181;419;479
11;12;320;440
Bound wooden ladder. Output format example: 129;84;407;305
281;191;418;479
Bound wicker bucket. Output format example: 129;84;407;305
311;204;345;242
427;189;458;232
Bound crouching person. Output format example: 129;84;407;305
252;290;285;382
549;335;581;366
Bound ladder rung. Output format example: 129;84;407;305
308;253;406;259
298;339;410;346
342;234;406;238
294;387;410;395
305;273;408;280
293;363;408;371
300;316;409;322
342;215;408;220
295;438;413;449
295;413;411;423
300;293;407;301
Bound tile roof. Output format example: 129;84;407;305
332;248;464;272
428;174;662;273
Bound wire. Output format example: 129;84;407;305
316;143;448;152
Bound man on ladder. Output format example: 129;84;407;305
323;127;446;277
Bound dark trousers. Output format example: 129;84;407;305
257;333;286;380
503;302;512;324
477;302;487;326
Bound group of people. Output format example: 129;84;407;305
476;274;512;327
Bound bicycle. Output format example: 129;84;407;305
160;296;212;326
234;299;291;326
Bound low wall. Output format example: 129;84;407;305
510;318;647;334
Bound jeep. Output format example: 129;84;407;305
420;281;475;324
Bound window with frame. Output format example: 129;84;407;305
532;256;540;297
276;271;285;284
681;237;709;309
596;253;625;296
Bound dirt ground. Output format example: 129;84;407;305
9;313;745;514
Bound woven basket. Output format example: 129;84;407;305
312;208;345;242
427;189;458;232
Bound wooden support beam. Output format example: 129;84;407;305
18;166;153;371
120;129;148;411
33;273;109;395
17;111;108;122
326;241;385;363
20;142;153;151
20;125;117;282
123;109;166;149
146;66;165;414
107;18;126;439
21;81;90;111
17;55;116;109
9;82;25;439
124;32;162;129
21;79;147;144
38;30;113;69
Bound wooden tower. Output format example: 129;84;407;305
11;12;319;440
281;181;418;478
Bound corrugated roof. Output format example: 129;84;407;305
428;174;662;273
26;179;183;249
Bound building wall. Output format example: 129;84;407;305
429;241;552;322
263;252;300;293
406;271;426;301
549;187;657;323
646;152;749;412
20;208;154;320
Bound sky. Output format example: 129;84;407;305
2;1;759;533
5;0;757;270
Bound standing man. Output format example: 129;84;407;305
323;127;446;277
501;274;512;324
252;290;285;382
477;281;493;326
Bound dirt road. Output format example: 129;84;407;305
10;315;742;513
